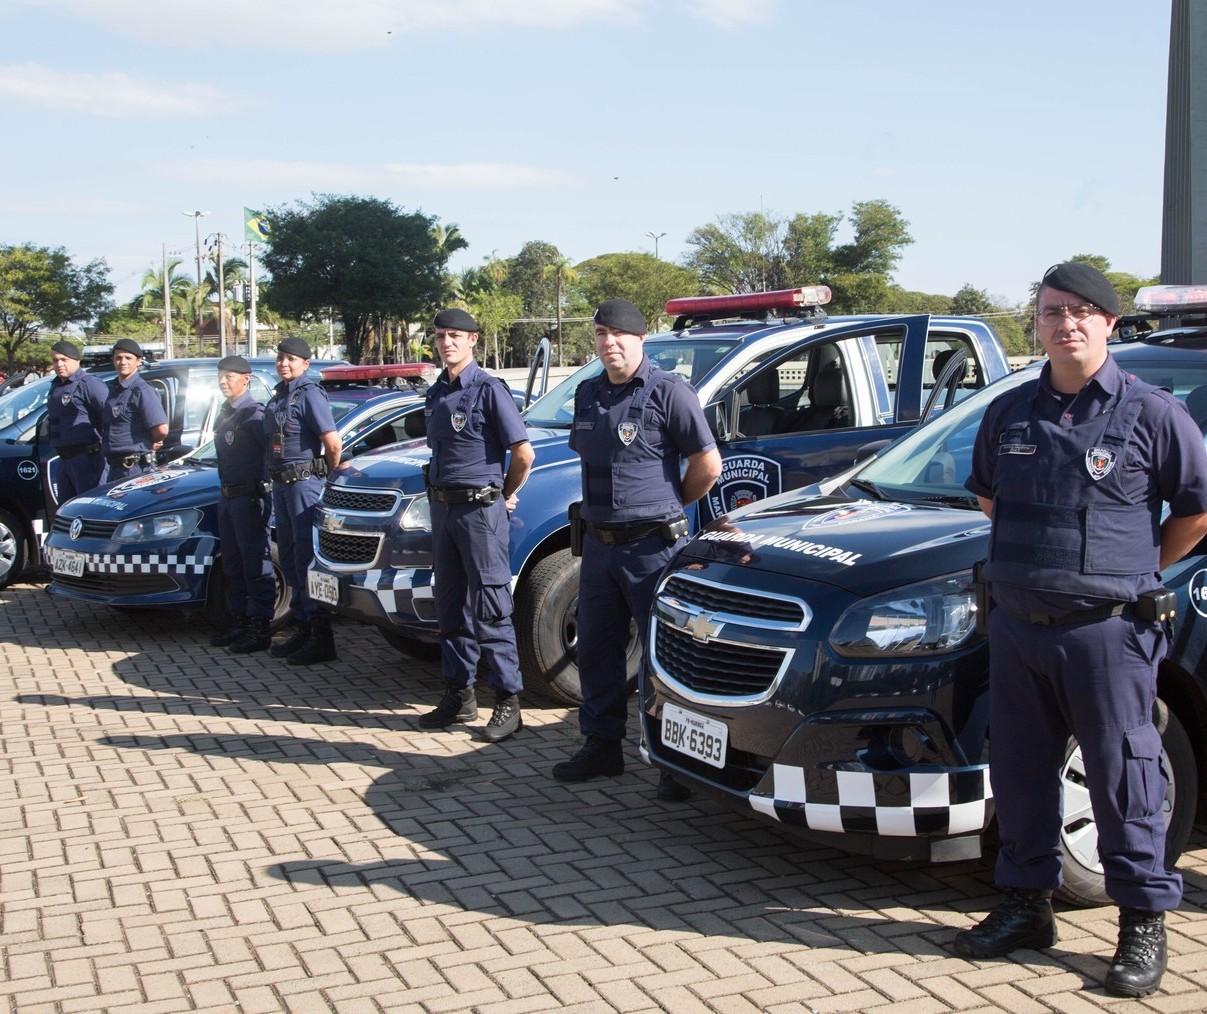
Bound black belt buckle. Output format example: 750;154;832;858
1136;588;1176;623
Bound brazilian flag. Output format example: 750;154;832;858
244;208;271;243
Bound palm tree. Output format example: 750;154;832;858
135;259;191;350
542;256;578;366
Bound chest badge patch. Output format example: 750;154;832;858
617;422;638;446
451;411;467;432
1086;446;1116;481
61;394;72;405
224;431;235;445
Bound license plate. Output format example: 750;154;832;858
51;548;85;578
661;702;727;768
307;568;340;606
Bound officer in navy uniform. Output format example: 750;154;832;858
552;299;721;789
957;263;1207;998
45;339;108;501
419;308;534;742
102;338;168;483
210;355;274;655
264;337;342;666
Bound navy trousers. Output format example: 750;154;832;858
272;475;324;623
216;493;274;619
57;452;105;502
988;608;1181;911
577;531;676;742
431;497;522;693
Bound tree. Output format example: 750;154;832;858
575;252;701;332
831;199;913;276
542;256;579;366
950;283;998;316
134;258;191;344
0;244;113;371
506;241;564;360
260;195;449;363
684;212;791;293
94;303;160;341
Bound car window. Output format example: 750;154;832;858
343;406;419;457
923;336;981;404
0;376;53;431
730;341;855;439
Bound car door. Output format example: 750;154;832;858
699;315;932;524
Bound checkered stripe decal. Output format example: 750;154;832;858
362;568;434;618
749;764;992;838
77;550;213;575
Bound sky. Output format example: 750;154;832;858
0;0;1176;311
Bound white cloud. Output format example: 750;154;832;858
0;63;233;118
21;0;645;53
0;197;145;216
681;0;779;28
156;158;584;191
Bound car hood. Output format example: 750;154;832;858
677;492;992;598
59;463;221;518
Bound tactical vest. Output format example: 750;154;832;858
103;375;156;453
266;376;322;463
986;374;1161;600
425;368;502;487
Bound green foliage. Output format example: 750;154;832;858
575;253;701;333
0;244;113;371
94;303;160;340
949;283;998;316
260;194;449;363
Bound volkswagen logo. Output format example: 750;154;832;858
69;517;84;541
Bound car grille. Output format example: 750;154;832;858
322;487;399;513
52;516;120;539
53;572;177;596
316;530;381;565
661;575;806;624
653;622;786;696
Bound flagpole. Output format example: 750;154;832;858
248;241;258;357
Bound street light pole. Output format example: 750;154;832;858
182;210;210;349
646;231;667;259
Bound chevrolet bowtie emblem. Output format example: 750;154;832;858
320;512;343;532
684;611;721;643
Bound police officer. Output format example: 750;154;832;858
419;308;534;742
45;340;107;500
552;299;721;788
102;338;169;483
957;262;1207;998
264;337;342;666
210;355;274;654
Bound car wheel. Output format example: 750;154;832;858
0;507;28;591
204;564;231;629
1055;703;1197;907
380;628;442;661
268;544;290;631
514;547;640;707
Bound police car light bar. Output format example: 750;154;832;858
666;286;832;317
1134;285;1207;313
321;363;438;383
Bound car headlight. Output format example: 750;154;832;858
830;571;979;657
399;493;431;531
113;509;203;542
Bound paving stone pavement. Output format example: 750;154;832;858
2;577;1206;1014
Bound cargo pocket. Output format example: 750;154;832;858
476;584;514;624
1122;725;1161;822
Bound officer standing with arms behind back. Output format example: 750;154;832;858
264;337;342;666
957;263;1207;998
418;308;534;741
46;340;108;501
552;299;721;791
102;338;168;483
210;355;274;655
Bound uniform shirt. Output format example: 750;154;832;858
263;374;336;465
570;356;716;525
966;355;1207;615
46;368;107;449
425;360;527;488
214;392;269;486
102;372;169;455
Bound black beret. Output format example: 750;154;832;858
51;340;81;360
277;337;312;359
1039;262;1120;316
593;298;646;335
434;308;479;332
112;338;143;358
217;355;251;374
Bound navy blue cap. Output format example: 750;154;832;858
593;299;646;335
217;355;251;374
51;340;81;360
434;308;479;332
277;337;312;359
112;338;143;358
1040;262;1120;316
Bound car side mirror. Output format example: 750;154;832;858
853;438;893;464
404;412;427;438
706;393;739;444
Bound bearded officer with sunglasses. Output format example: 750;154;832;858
956;262;1207;998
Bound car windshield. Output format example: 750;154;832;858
856;354;1207;505
0;375;53;432
522;338;739;427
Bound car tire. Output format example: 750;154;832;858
0;507;28;591
1055;703;1197;908
514;547;640;707
380;628;441;661
204;545;292;632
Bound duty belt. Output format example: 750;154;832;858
57;443;100;460
107;452;154;469
271;458;328;484
1006;602;1131;627
428;485;501;505
221;480;270;499
586;518;675;546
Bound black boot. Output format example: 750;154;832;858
953;887;1057;958
418;680;478;729
481;691;522;743
229;617;271;654
1104;909;1166;998
551;736;625;782
286;617;337;665
270;621;309;658
210;617;248;647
